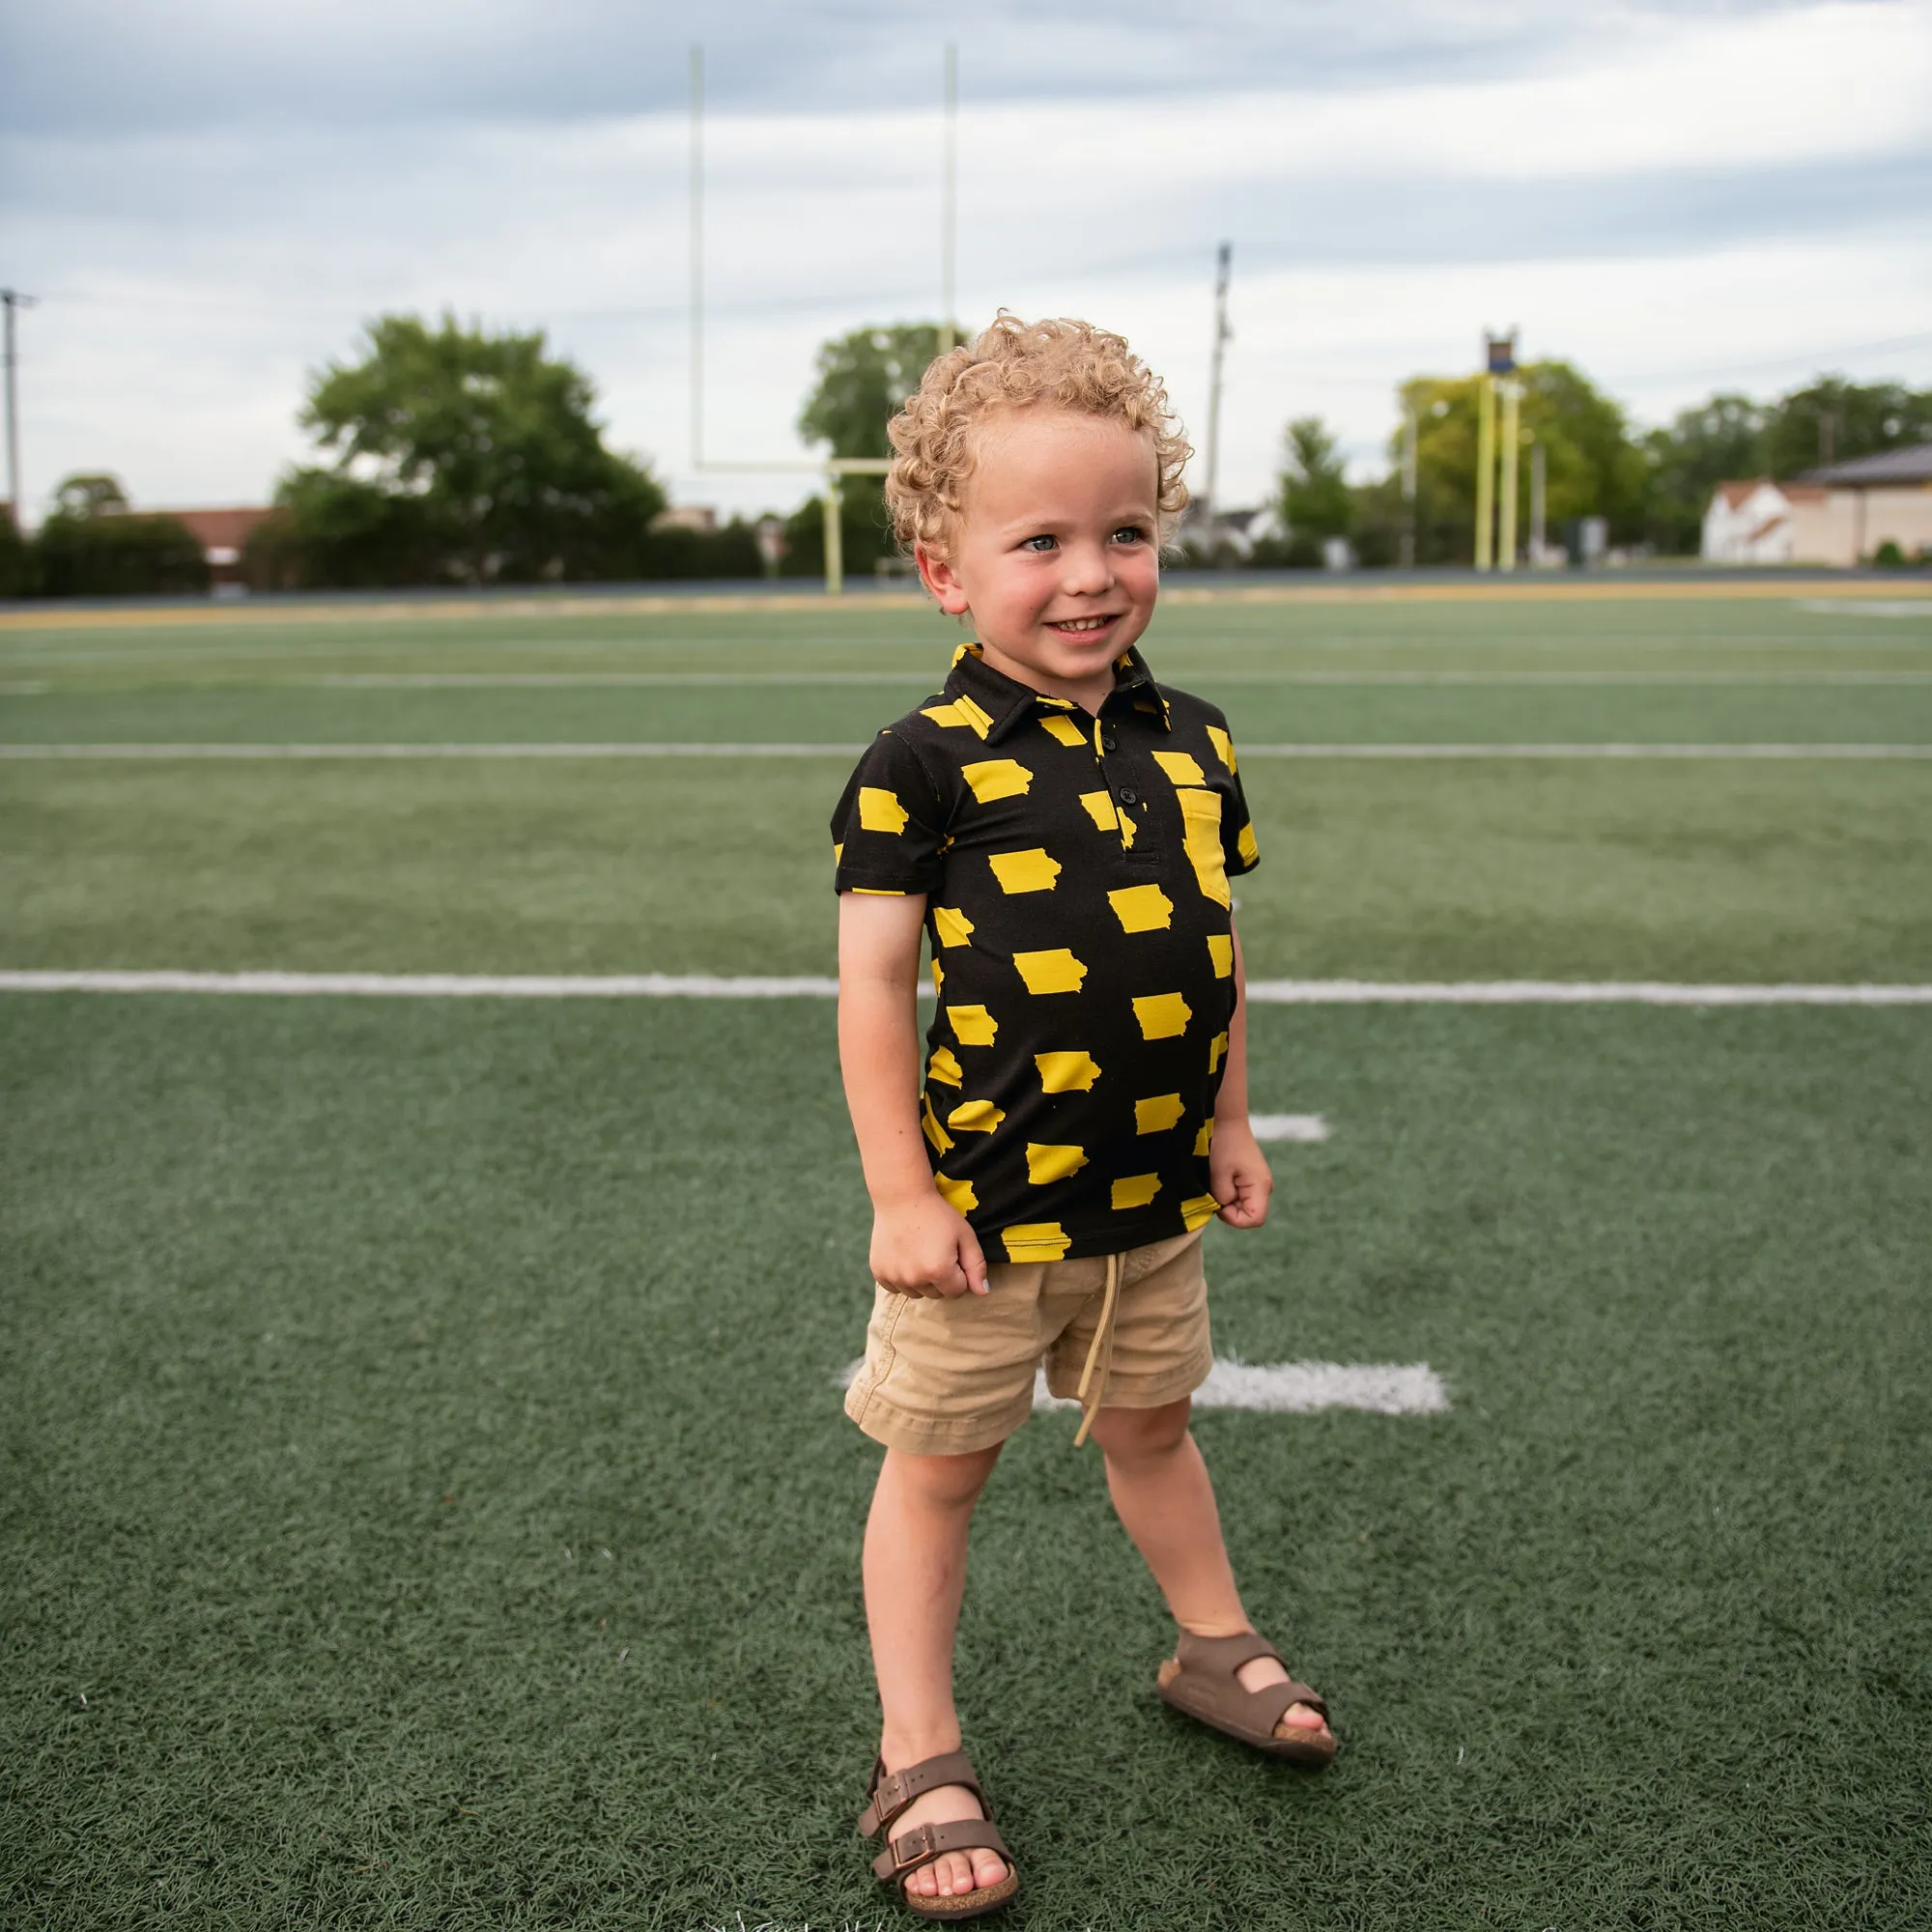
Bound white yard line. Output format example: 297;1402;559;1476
4;972;1928;1005
5;740;1931;760
1237;743;1932;759
0;741;867;758
1796;600;1932;619
1244;980;1932;1005
1248;1114;1331;1142
838;1356;1449;1416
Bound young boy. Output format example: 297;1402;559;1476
832;315;1335;1920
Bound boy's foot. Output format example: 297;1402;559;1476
1156;1631;1337;1759
880;1774;1009;1904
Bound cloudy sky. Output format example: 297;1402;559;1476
3;0;1928;523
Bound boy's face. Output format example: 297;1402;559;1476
916;406;1162;709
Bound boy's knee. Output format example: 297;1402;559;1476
1091;1396;1192;1460
884;1441;1003;1508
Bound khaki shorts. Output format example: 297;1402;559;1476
843;1228;1213;1456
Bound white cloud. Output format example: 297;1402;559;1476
1;0;1925;521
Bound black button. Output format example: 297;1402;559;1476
1118;786;1138;806
1100;734;1119;753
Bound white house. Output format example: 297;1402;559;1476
1704;442;1932;566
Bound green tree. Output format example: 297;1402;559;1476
1760;377;1932;479
279;313;666;585
1277;416;1353;555
31;470;210;598
793;322;957;576
1639;393;1767;554
1396;360;1646;565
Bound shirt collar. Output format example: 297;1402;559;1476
942;640;1173;743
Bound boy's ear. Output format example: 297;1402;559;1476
916;543;971;617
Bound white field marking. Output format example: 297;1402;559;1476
0;741;868;759
7;740;1932;761
1244;980;1932;1005
0;970;843;998
1237;742;1932;759
5;972;1930;1006
838;1356;1448;1416
310;669;939;688
1796;599;1932;619
1248;1113;1331;1142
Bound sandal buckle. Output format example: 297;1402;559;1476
890;1824;937;1871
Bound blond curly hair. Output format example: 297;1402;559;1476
885;313;1192;558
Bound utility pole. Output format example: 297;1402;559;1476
1401;400;1419;569
2;289;33;533
1529;437;1547;565
1201;242;1233;528
939;43;958;354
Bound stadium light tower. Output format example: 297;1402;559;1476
2;288;34;533
940;43;958;353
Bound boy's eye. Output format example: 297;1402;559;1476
1020;534;1057;553
1110;526;1146;545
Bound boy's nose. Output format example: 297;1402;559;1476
1057;543;1115;594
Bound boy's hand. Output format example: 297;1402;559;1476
870;1191;991;1298
1208;1117;1273;1230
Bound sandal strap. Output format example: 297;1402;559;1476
872;1818;1011;1886
1175;1629;1283;1676
856;1750;985;1837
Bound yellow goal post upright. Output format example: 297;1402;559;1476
685;42;958;593
1474;330;1520;573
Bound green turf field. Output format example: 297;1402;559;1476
4;585;1930;1928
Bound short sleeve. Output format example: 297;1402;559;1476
830;729;951;897
1208;719;1261;877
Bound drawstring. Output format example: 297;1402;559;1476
1072;1251;1123;1449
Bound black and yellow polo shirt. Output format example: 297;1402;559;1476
831;641;1260;1264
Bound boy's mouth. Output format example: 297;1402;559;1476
1045;614;1121;637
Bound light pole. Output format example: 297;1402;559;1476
1401;401;1418;569
1496;379;1520;572
2;288;34;532
1200;242;1232;530
940;43;958;354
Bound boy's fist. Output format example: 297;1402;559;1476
871;1192;991;1298
1209;1118;1273;1230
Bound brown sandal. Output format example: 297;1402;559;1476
857;1749;1019;1921
1156;1630;1337;1767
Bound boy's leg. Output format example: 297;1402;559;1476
1087;1397;1332;1743
864;1442;1012;1901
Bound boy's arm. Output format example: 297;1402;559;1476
1208;922;1273;1230
838;891;990;1298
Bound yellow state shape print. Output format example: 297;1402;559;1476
934;1172;978;1214
1207;933;1234;978
857;787;910;835
1108;884;1174;933
922;1094;954;1153
1012;949;1088;995
1135;1093;1186;1134
988;847;1062;894
1077;790;1119;833
919;695;994;738
1208;1031;1230;1074
1133;993;1193;1040
1176;787;1232;907
1179;1193;1222;1231
931;957;945;996
1038;715;1088;750
948;1098;1006;1133
1152;750;1208;787
1002;1222;1071;1263
1206;724;1236;772
1035;1050;1101;1094
832;841;842;863
1025;1143;1088;1185
948;1004;998;1046
926;1046;964;1088
961;758;1034;804
1193;1118;1215;1155
932;905;976;949
1237;822;1261;867
1110;1173;1162;1210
